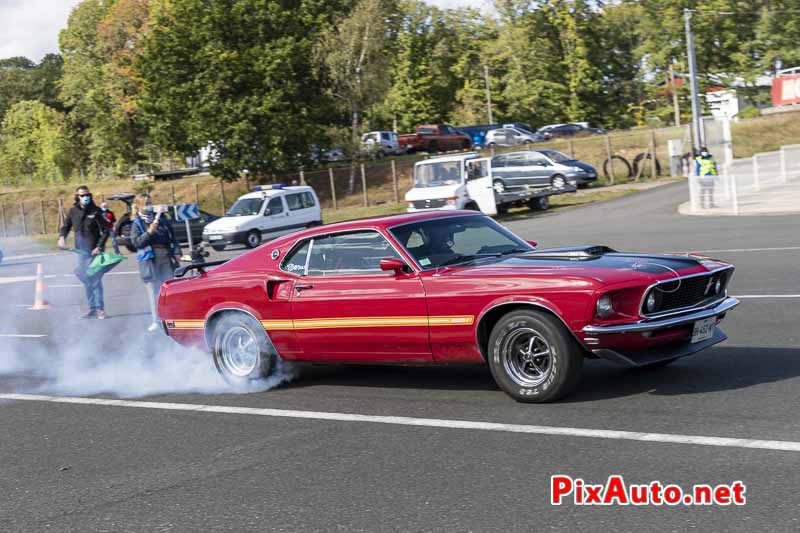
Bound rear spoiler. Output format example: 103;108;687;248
174;259;228;278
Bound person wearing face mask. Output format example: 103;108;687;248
99;201;120;254
129;197;182;332
57;185;109;319
695;146;718;209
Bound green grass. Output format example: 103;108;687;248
730;110;800;158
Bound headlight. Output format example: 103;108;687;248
571;166;583;172
596;294;614;318
714;278;722;294
407;202;415;209
645;290;662;313
445;197;458;207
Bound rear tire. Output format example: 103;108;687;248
245;230;261;249
211;313;276;386
528;195;549;211
487;309;582;403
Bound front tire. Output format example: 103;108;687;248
212;313;276;386
492;179;506;194
245;230;261;249
487;310;582;403
211;244;226;252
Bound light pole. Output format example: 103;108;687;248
684;8;703;151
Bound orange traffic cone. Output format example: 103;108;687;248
29;263;51;310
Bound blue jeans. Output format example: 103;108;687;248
74;250;105;311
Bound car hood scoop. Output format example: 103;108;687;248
491;247;704;274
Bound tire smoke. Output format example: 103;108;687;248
0;248;297;398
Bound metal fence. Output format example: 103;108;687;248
688;143;800;215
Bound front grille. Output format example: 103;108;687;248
412;199;446;209
643;269;731;316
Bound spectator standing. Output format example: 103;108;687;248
130;199;182;332
57;185;109;319
100;201;120;254
695;146;718;209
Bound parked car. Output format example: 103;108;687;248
361;131;404;158
485;127;546;147
537;123;605;140
107;193;219;253
398;124;472;153
491;150;597;193
202;184;321;251
159;210;738;403
310;145;347;164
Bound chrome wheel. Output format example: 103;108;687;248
501;327;553;387
551;175;566;189
493;179;506;194
220;326;260;377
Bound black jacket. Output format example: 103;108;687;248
59;201;109;251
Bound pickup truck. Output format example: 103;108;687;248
398;124;472;153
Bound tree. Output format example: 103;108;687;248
0;100;76;185
139;0;351;181
59;0;150;175
314;0;390;153
381;1;442;132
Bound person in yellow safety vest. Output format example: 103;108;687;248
695;146;718;209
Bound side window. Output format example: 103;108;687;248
492;155;506;168
381;132;390;141
286;193;304;211
467;159;489;180
266;197;284;214
526;153;548;167
306;231;402;276
301;192;316;208
282;240;311;274
505;154;528;167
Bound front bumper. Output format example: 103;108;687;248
581;297;739;367
202;229;248;246
565;170;598;184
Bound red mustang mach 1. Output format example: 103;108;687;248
158;211;738;402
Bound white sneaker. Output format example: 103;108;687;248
147;322;160;332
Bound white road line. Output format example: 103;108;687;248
2;393;800;452
0;276;36;285
694;246;800;253
61;271;138;278
0;334;47;338
733;295;800;299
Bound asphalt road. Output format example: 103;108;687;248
1;181;799;532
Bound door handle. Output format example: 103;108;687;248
294;283;314;292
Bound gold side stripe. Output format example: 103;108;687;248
167;315;474;331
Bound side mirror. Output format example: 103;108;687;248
263;208;271;216
526;240;538;248
380;257;407;275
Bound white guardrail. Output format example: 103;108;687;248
688;143;800;215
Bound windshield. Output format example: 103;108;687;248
413;161;463;188
541;150;571;163
389;215;531;269
226;197;263;216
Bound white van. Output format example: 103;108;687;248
202;185;322;250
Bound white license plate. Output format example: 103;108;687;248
208;235;223;241
691;317;716;343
